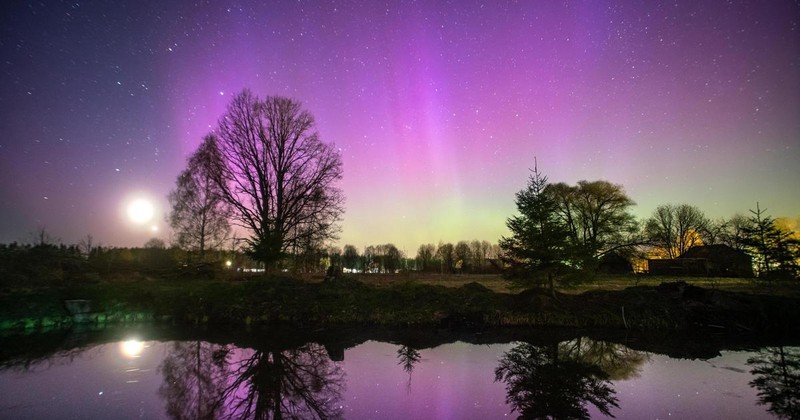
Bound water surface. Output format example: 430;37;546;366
0;328;796;419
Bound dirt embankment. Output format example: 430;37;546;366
2;278;798;336
509;281;798;335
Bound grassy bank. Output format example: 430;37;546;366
2;274;799;335
326;273;800;297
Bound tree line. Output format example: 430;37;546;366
319;240;501;274
501;161;800;291
0;233;249;288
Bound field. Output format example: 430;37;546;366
335;273;800;297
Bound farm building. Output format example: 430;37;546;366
647;244;753;278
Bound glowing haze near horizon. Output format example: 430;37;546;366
1;1;798;251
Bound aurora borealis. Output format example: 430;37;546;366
1;0;798;250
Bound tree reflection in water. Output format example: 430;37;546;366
556;337;649;381
747;346;800;419
158;341;344;419
159;341;230;419
396;345;421;391
495;337;647;419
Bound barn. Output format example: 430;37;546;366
647;244;753;278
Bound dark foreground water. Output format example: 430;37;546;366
0;327;797;419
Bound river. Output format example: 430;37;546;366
0;326;796;419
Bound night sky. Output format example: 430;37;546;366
1;1;798;251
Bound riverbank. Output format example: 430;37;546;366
2;275;799;336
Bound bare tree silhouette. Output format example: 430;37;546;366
159;341;344;420
209;90;344;268
218;342;345;419
168;135;232;262
158;341;230;420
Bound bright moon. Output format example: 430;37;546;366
127;199;154;224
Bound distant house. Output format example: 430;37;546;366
647;244;753;278
647;257;708;277
598;252;634;274
679;244;754;277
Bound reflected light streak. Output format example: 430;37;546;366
120;340;145;358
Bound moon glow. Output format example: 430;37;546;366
127;198;155;224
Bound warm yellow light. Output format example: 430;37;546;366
225;260;232;268
120;340;144;358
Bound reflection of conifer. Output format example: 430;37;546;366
747;346;800;419
397;345;421;391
